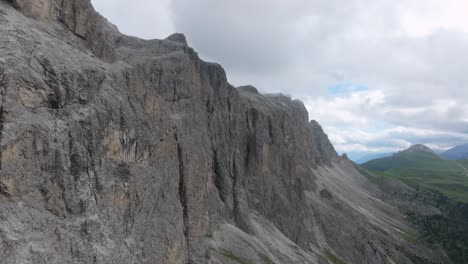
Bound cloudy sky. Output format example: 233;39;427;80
92;0;468;160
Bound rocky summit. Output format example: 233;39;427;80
0;0;446;263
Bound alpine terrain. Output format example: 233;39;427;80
362;144;468;263
0;0;458;263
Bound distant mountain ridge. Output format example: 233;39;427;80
442;143;468;160
405;144;435;153
355;152;393;164
354;143;468;164
362;144;468;203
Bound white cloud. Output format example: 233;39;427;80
304;89;468;154
400;0;468;37
91;0;175;39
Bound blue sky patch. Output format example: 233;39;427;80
327;82;367;95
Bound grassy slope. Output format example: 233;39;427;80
357;163;468;264
363;146;468;203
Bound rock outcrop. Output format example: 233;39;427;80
0;0;441;263
9;0;118;61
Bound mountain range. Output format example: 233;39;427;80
0;0;466;263
352;142;468;164
442;143;468;160
363;144;468;202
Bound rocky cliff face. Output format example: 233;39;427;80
0;1;441;263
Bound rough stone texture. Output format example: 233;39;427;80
10;0;118;61
0;1;441;263
237;85;259;94
10;0;52;19
165;33;188;46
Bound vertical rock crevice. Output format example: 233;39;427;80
211;148;225;202
175;133;191;263
231;159;253;234
0;106;3;172
0;66;6;171
232;159;239;222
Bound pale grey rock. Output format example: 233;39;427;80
166;33;188;46
9;0;119;61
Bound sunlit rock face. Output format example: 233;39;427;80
0;1;442;263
